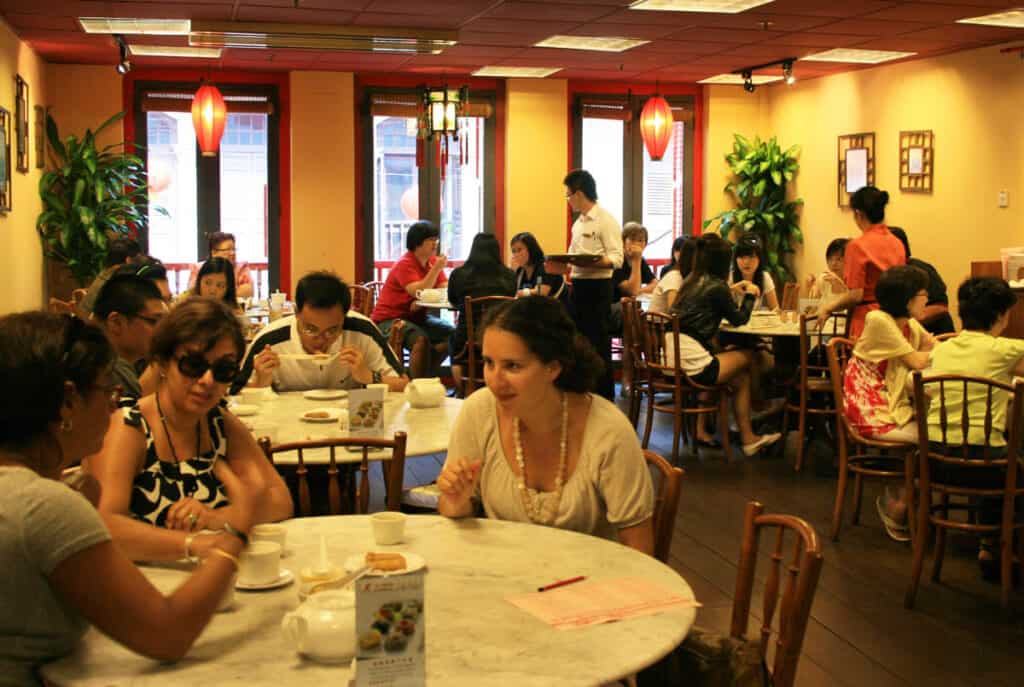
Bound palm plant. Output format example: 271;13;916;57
703;134;804;284
36;112;162;286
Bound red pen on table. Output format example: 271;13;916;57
537;576;586;592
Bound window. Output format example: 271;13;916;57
573;94;695;263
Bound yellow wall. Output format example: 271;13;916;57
505;78;569;256
701;84;765;226
47;65;123;152
289;71;356;291
0;20;49;313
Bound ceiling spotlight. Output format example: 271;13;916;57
742;70;755;93
783;60;795;85
114;34;132;74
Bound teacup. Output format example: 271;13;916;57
239;541;282;585
416;288;445;303
238;387;267;405
251;523;288;556
370;512;407;546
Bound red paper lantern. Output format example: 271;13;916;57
639;94;674;161
191;83;227;157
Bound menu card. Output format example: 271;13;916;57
506;577;700;630
348;387;385;438
355;570;425;687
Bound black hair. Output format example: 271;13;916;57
510;232;546;268
731;232;767;291
888;226;910;259
206;231;236;255
876;265;929;318
826;238;849;260
295;270;351;312
664;236;688;271
0;312;114;449
194;257;237;307
93;274;163;321
958;277;1018;331
463;233;503;270
673;234;732;309
115;256;168;283
105;237;142;268
406;220;441;252
150;298;245;363
850;186;889;224
563;169;598;203
622;222;648;244
481;296;602;394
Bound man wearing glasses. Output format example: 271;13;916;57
92;274;167;400
234;271;406;393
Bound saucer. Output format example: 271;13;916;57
304;389;349;401
344;552;426;577
237;569;294;591
231;404;260;417
301;407;342;423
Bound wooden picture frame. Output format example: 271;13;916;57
0;107;11;212
837;132;875;207
899;129;933;193
34;105;45;169
15;75;29;174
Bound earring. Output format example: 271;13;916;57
60;418;73;432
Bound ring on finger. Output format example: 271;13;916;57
188;512;198;527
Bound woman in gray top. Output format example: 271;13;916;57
0;313;255;685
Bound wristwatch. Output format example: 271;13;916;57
220;522;249;546
371;370;383;384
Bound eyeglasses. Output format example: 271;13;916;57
176;352;240;384
299;322;343;340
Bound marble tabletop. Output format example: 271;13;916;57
234;391;462;464
720;318;801;337
413;299;454;310
42;515;696;687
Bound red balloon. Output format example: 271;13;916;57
400;187;419;220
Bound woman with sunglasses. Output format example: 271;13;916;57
87;299;292;562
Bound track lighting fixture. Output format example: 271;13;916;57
783;59;796;85
114;34;131;74
742;70;755;93
733;56;798;93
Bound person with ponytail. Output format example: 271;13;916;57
437;296;655;554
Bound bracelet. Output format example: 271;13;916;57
219;521;249;546
184;533;198;564
205;547;240;570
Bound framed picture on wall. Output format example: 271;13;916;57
34;105;45;169
837;132;875;207
0;107;11;212
15;75;29;174
845;148;868;193
899;130;933;193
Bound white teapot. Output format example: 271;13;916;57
281;590;356;663
405;377;446;408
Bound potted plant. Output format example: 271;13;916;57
703;134;803;285
37;111;161;291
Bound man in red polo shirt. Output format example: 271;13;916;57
372;220;453;378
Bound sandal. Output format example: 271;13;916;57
875;496;910;542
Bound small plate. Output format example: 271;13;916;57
301;407;342;423
304;389;349;401
236;568;294;591
344;552;426;577
231;404;260;417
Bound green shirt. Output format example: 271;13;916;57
926;331;1024;446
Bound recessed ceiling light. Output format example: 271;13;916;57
630;0;773;12
801;48;915;64
472;66;563;78
534;35;649;52
79;18;191;35
129;45;222;59
698;73;783;85
957;8;1024;29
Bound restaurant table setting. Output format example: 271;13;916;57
42;515;699;687
412;287;452;310
720;310;801;337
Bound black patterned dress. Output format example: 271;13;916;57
124;402;231;527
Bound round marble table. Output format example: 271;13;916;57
42;516;696;687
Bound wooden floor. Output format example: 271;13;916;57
368;395;1024;686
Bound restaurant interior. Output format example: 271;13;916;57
2;1;1024;686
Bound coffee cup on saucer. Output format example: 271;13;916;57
238;541;282;586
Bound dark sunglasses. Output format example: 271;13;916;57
176;352;240;384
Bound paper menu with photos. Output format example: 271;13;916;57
506;577;700;630
355;570;425;687
348;387;385;438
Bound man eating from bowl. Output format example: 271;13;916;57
233;271;407;393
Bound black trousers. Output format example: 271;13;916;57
571;277;614;400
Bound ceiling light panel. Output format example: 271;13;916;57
189;21;457;55
698;73;783;84
79;18;190;35
129;45;222;59
534;35;650;52
957;9;1024;29
801;48;916;64
472;66;563;78
630;0;774;13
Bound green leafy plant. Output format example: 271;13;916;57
36;112;163;286
703;134;804;284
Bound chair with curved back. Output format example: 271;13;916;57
459;295;514;397
386;319;406;364
348;284;374;317
363;281;385;306
621;297;647;426
731;501;823;687
643;449;683;564
825;337;917;541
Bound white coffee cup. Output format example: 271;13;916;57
238;541;282;585
370;512;407;546
251;523;287;556
239;387;266;405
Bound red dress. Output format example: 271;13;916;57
843;224;905;339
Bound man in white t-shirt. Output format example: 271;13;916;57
233;271;407;393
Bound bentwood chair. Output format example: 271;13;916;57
826;338;917;542
363;281;385;307
644;450;684;564
459;295;513;397
348;284;374;317
905;372;1024;610
621;297;648;427
259;432;407;516
731;501;823;687
386;319;406;363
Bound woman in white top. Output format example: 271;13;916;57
728;233;778;310
648;237;696;313
437;296;655;553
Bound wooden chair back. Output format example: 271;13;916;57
258;432;407;516
825;337;855;425
621;297;647;424
643;450;683;563
781;281;799;311
463;295;514;395
363;281;385;305
731;501;823;687
386;319;407;364
349;284;373;316
638;309;678;382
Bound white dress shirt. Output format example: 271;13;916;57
568;202;624;280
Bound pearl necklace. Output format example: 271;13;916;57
513;392;569;525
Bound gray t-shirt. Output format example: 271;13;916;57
0;466;110;686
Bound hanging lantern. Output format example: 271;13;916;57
417;84;468;169
191;82;227;157
639;94;674;161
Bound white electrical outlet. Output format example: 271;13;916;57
998;190;1009;208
